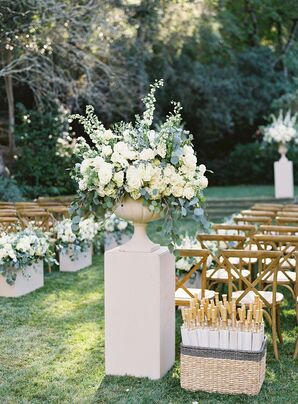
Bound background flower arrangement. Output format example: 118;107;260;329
70;80;209;248
56;216;100;259
0;228;54;285
262;110;298;147
104;214;133;247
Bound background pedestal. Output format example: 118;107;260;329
105;246;175;380
274;157;294;199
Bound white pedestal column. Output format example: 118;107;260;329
274;156;294;198
104;246;175;379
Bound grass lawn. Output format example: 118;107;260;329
205;185;298;199
1;256;297;403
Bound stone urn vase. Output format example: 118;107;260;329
115;197;160;252
278;143;288;159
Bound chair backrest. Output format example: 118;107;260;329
212;223;256;237
241;210;276;217
222;249;281;308
276;216;298;225
253;234;298;276
277;211;298;217
175;249;209;303
18;211;53;231
0;217;20;232
0;210;17;217
234;216;272;225
251;204;282;211
284;205;298;210
259;225;298;235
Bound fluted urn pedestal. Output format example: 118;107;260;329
274;144;294;199
104;197;175;379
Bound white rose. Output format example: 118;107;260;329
113;171;124;187
199;175;208;189
126;166;143;190
198;164;206;174
79;179;87;191
80;158;93;174
139;163;155;182
117;220;128;231
98;162;113;185
101;145;112;157
183;186;195;200
139;148;155;161
172;185;184;198
102;129;114;141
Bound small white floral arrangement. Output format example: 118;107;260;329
104;214;133;248
175;234;211;276
70;80;209;248
56;216;100;258
262;110;298;146
0;228;54;285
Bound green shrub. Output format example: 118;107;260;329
207;142;298;185
0;176;24;201
14;104;76;197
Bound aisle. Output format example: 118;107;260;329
0;255;297;403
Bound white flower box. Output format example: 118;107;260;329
0;260;44;297
59;245;92;272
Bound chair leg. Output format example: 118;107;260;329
272;308;279;360
294;337;298;359
276;305;283;344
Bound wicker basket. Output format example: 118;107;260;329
180;338;266;396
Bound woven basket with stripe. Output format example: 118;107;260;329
180;338;266;396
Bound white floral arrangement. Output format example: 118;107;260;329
56;216;100;257
0;228;54;285
175;234;213;276
262;110;298;146
104;213;133;249
70;80;209;248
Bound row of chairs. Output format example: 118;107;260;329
0;198;72;232
175;203;298;359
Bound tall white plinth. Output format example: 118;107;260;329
105;246;175;379
274;156;294;198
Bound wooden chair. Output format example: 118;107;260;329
284;204;298;210
222;249;283;359
0;210;17;217
252;235;298;301
0;217;20;232
42;206;69;221
234;216;272;226
251;204;282;212
277;211;298;217
241;210;276;218
175;249;215;306
276;217;298;226
259;225;298;235
18;211;53;232
197;234;249;290
212;223;256;237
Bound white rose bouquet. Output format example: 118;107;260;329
0;228;54;285
262;110;298;146
70;80;209;247
56;216;100;257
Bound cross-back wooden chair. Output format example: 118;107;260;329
241;210;276;218
252;234;298;301
197;234;249;290
0;210;17;217
15;202;39;208
284;204;298;210
175;249;215;306
276;216;298;226
0;217;20;233
234;215;272;226
259;225;298;235
18;211;53;232
277;211;298;217
42;206;69;221
212;223;256;237
222;249;283;359
251;204;282;212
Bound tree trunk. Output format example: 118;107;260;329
4;51;15;157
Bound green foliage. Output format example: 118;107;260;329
207;142;298;186
14;104;76;198
0;176;24;201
